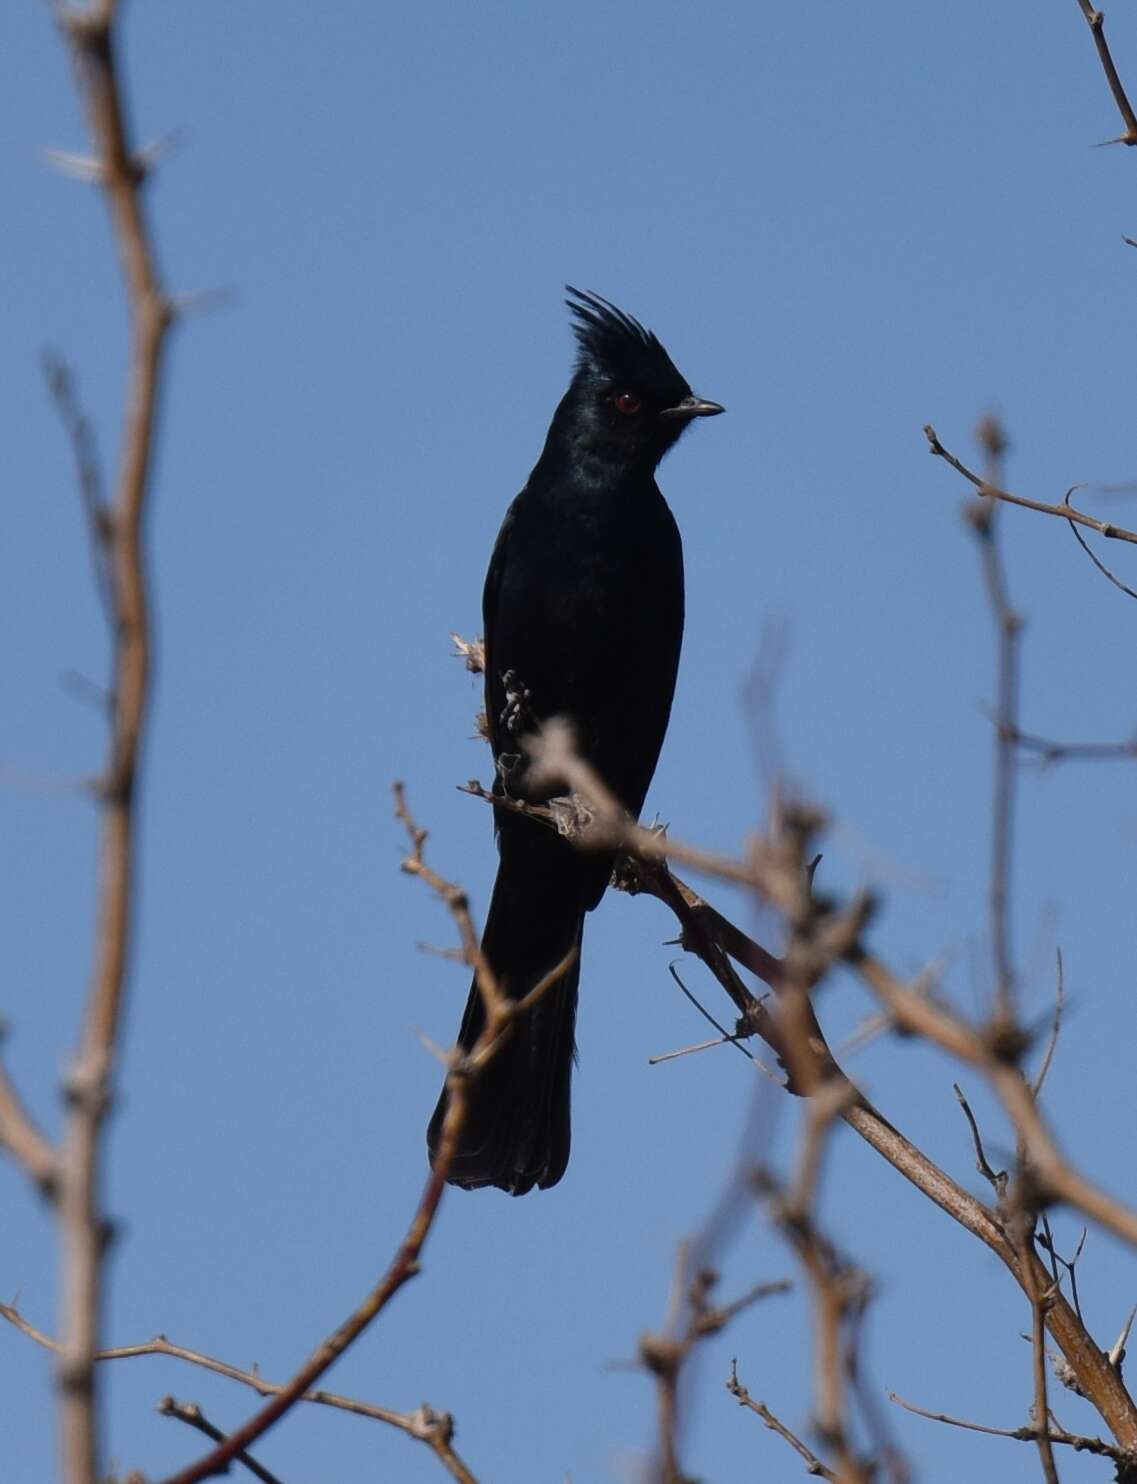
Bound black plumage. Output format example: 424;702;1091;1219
427;288;723;1194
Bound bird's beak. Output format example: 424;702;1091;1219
659;394;725;421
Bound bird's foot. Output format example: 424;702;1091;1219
499;669;536;738
495;750;525;795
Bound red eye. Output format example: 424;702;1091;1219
614;391;642;416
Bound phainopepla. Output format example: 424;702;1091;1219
427;288;723;1195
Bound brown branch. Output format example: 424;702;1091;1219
952;1083;1008;1202
1074;0;1137;144
640;1267;790;1483
1020;1233;1062;1484
755;1165;874;1484
42;353;114;625
888;1390;1134;1470
1031;951;1065;1100
49;5;176;1480
1011;727;1137;764
158;1400;283;1484
458;716;1137;1453
728;1361;837;1480
155;786;568;1484
0;1303;476;1484
924;424;1137;544
0;1056;59;1199
969;414;1019;1028
853;951;1137;1251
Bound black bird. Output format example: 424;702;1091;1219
427;288;723;1195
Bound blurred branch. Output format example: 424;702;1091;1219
1031;951;1065;1100
1074;0;1137;144
0;1054;59;1199
754;1165;875;1484
154;786;569;1483
853;952;1137;1250
639;1265;790;1483
1;1303;476;1484
48;4;176;1480
1011;728;1137;765
41;353;113;623
969;414;1019;1028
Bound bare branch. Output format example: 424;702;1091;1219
728;1361;838;1480
158;1400;283;1484
1011;728;1137;765
1031;952;1065;1099
1073;0;1137;144
952;1083;1008;1201
968;414;1019;1028
924;423;1137;545
640;1268;790;1483
41;353;113;624
1020;1228;1062;1484
154;787;567;1484
456;675;1137;1453
853;951;1137;1250
888;1389;1132;1467
0;1056;59;1199
48;4;176;1477
0;1303;477;1484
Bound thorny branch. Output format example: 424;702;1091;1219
969;415;1019;1029
0;1302;477;1484
968;415;1057;1482
0;1050;59;1198
638;1266;790;1483
728;1362;837;1481
157;1400;283;1484
924;426;1137;548
1074;0;1137;144
456;715;1137;1453
153;786;573;1484
39;5;177;1481
889;1388;1134;1470
753;1168;874;1484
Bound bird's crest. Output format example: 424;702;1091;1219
565;286;687;396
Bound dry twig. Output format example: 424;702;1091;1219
459;737;1137;1449
968;415;1019;1029
925;426;1137;547
158;1399;283;1484
889;1389;1135;1472
152;786;572;1483
44;6;176;1479
0;1302;475;1484
1073;0;1137;144
639;1266;790;1483
727;1361;836;1480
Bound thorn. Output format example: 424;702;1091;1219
414;1029;450;1067
42;147;103;181
136;130;179;171
1108;1302;1137;1370
170;284;236;319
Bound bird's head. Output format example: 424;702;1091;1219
551;287;723;475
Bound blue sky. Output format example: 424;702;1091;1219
4;3;1137;1481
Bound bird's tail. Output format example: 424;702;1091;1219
427;855;585;1195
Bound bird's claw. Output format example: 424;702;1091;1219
499;669;535;738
